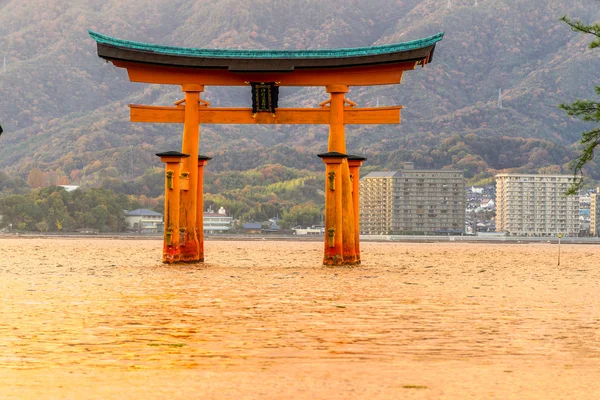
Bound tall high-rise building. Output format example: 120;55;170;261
591;188;600;237
495;174;580;237
360;169;465;235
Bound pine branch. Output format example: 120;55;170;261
566;127;600;195
560;15;600;194
560;15;600;48
558;99;600;120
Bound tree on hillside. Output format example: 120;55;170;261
282;203;322;228
559;16;600;194
27;168;46;188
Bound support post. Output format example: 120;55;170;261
325;84;358;265
326;84;348;153
348;155;367;263
196;155;212;262
318;152;347;265
179;84;204;262
156;151;190;263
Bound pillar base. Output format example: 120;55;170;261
180;253;202;262
162;248;181;264
175;259;204;264
343;253;359;264
180;238;200;262
162;259;203;264
323;256;361;266
323;255;343;266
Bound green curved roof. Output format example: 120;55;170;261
89;30;443;60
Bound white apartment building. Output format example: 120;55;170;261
360;169;465;235
125;209;163;233
204;207;232;233
495;174;579;237
591;188;600;237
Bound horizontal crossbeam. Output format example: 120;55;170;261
129;105;402;125
115;61;415;86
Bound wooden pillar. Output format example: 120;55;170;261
180;84;203;262
318;152;346;265
340;161;357;264
326;84;348;153
156;151;189;263
348;155;366;263
325;84;357;265
196;155;212;262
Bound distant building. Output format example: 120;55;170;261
58;185;80;192
265;217;282;233
263;222;281;233
360;169;465;235
125;209;163;233
242;222;262;234
591;188;600;237
479;199;495;210
579;192;591;208
203;207;232;233
495;174;579;237
579;211;591;236
294;227;322;235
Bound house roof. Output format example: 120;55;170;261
243;222;262;229
125;208;163;217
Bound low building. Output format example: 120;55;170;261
263;222;281;233
479;199;495;210
125;209;163;233
204;207;232;233
242;222;262;234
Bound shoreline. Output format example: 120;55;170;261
2;232;599;245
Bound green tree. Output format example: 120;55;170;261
560;16;600;194
90;205;110;230
282;203;322;228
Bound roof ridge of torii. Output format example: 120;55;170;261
89;30;444;265
89;30;444;60
89;30;443;82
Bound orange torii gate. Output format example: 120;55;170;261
90;31;443;265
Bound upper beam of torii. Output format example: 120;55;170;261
90;31;442;86
89;30;443;265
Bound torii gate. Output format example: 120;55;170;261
90;31;443;265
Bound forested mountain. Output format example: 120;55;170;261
1;0;599;189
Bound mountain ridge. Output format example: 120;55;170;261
1;0;599;186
